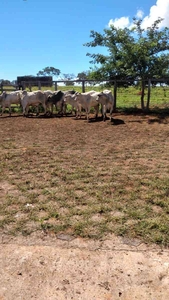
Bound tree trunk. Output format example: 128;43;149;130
140;80;145;111
113;80;117;111
146;79;151;111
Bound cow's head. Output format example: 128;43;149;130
96;92;108;102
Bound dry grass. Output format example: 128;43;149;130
0;111;169;246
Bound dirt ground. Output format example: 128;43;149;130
0;233;169;300
0;112;169;299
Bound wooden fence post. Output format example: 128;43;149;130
113;80;117;111
146;79;151;110
55;82;57;91
22;81;26;90
0;83;3;93
82;80;85;93
29;83;32;92
38;81;41;90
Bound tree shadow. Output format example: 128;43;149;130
116;107;169;124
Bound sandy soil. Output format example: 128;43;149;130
0;233;169;300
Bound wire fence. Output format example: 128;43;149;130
1;79;169;110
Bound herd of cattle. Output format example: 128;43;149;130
0;89;114;121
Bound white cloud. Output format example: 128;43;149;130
108;16;130;29
142;0;169;29
136;10;144;19
108;0;169;29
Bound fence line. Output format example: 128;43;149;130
1;78;169;111
1;78;169;91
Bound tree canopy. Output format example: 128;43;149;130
37;66;61;77
77;71;89;80
62;73;75;86
84;17;169;109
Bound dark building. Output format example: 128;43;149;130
17;76;53;89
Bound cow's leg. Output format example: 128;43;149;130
79;105;82;119
49;103;51;112
26;105;30;116
9;105;12;116
76;104;81;119
101;104;104;120
103;105;106;122
1;106;5;116
75;107;79;119
63;103;67;115
73;108;77;115
94;104;99;120
109;105;113;121
100;104;103;119
58;100;64;115
36;105;39;116
23;104;28;116
51;103;54;114
42;103;46;115
76;109;79;119
47;103;52;115
86;108;90;122
57;101;65;116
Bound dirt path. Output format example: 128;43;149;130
0;234;169;300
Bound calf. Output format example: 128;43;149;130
64;92;80;117
96;90;114;121
0;91;22;116
60;90;76;115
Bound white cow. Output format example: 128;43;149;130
96;90;114;121
43;90;54;98
29;90;54;115
41;90;55;114
0;91;22;116
73;91;101;121
20;90;47;116
64;92;80;116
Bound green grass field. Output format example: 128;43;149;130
1;84;169;112
51;84;169;109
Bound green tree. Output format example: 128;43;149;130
0;79;11;85
77;71;89;80
62;73;75;86
77;70;98;86
37;66;61;77
84;17;169;110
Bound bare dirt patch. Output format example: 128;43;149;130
0;112;169;299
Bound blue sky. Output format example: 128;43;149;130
0;0;167;81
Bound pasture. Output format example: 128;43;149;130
1;84;169;112
0;108;169;246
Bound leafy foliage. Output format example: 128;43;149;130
84;17;169;109
84;17;169;80
0;79;11;85
77;71;89;80
37;66;61;77
62;73;75;86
